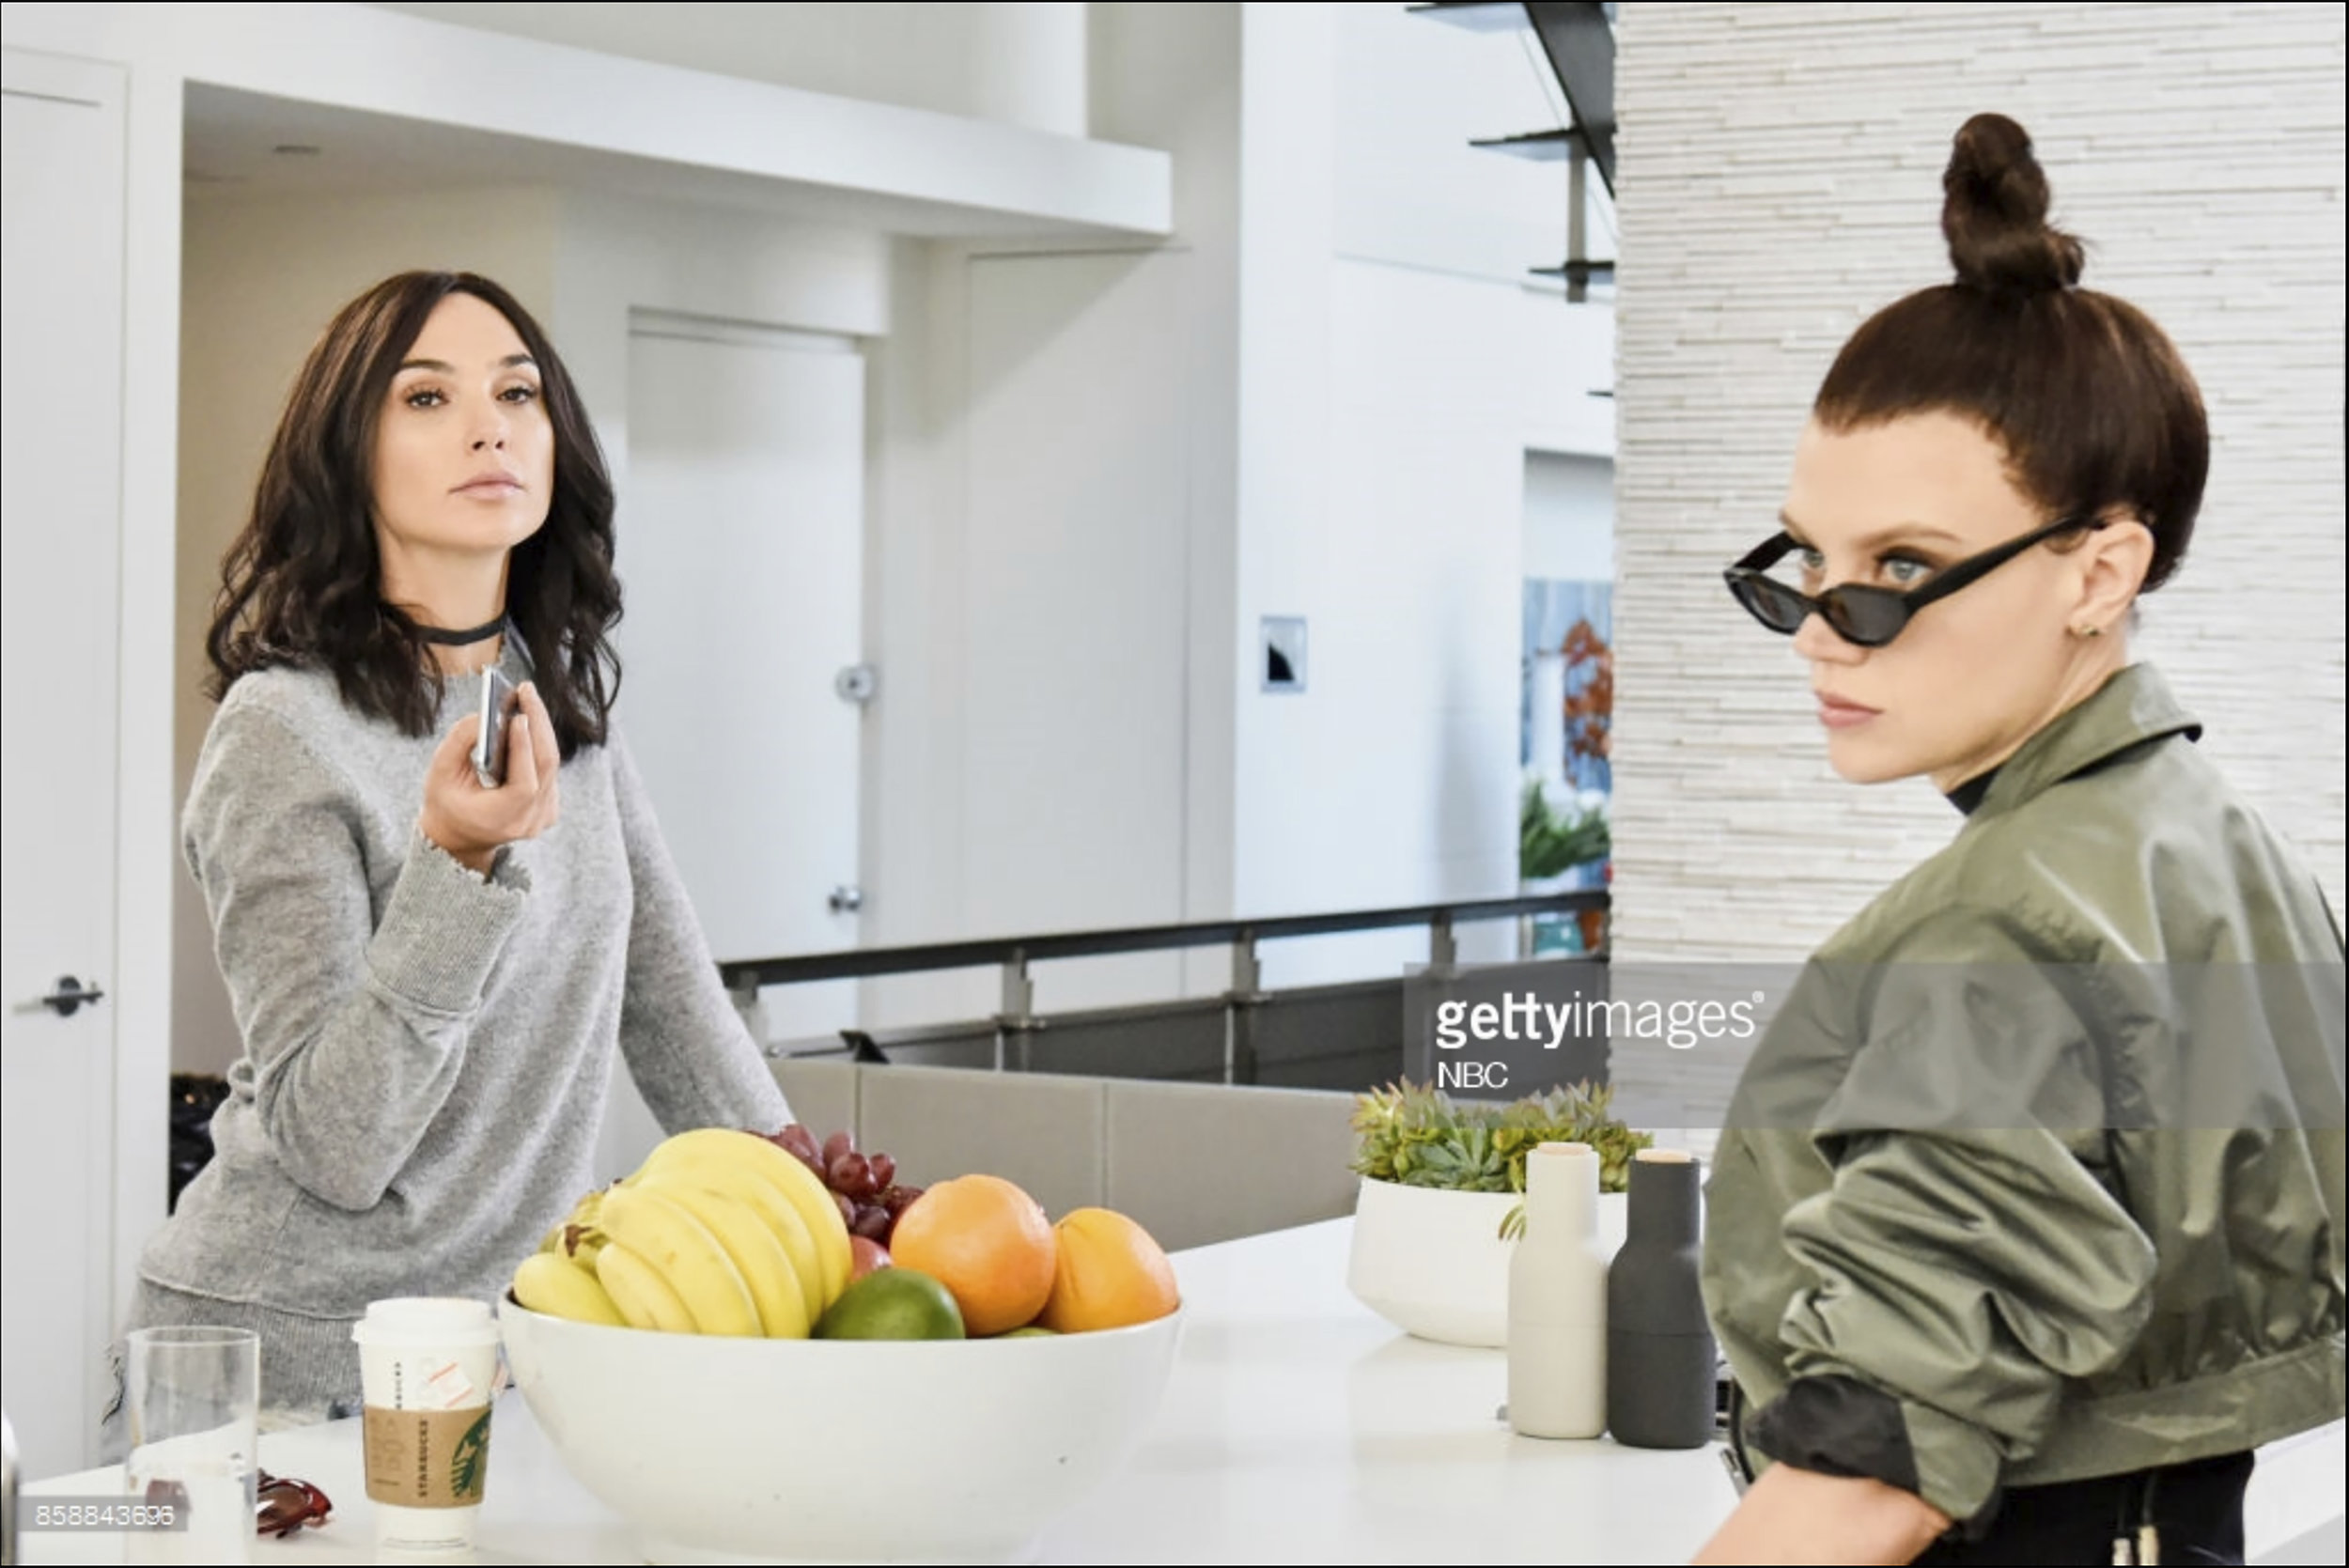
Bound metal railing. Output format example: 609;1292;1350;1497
718;889;1610;1086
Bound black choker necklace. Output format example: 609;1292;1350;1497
414;615;508;647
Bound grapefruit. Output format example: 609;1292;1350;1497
1036;1207;1180;1333
888;1175;1057;1337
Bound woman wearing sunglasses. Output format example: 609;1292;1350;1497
114;272;790;1434
1696;116;2343;1564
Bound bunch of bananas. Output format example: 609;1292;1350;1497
512;1128;855;1337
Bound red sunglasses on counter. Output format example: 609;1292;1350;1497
257;1471;334;1538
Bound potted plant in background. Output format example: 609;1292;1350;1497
1521;611;1613;955
1520;781;1610;883
1521;781;1610;955
1345;1080;1650;1347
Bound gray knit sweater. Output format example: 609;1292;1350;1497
132;639;789;1414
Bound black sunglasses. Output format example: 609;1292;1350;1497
1723;513;2104;648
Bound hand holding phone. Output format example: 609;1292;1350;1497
472;668;522;787
423;675;559;868
421;675;562;877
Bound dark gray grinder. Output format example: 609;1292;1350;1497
1606;1151;1715;1448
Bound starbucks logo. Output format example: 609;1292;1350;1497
451;1410;491;1499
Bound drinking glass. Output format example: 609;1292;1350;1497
124;1327;258;1565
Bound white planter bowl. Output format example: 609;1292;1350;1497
499;1296;1182;1563
1345;1177;1627;1348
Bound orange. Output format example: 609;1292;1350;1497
1036;1208;1180;1334
887;1175;1057;1337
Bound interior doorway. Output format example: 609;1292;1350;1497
618;312;865;1018
585;313;868;1174
3;48;129;1480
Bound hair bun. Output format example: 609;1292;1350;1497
1942;113;2084;300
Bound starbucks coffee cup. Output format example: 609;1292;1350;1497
352;1298;501;1559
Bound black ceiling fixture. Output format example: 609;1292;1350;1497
1412;1;1617;302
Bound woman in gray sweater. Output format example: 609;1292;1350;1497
122;272;790;1424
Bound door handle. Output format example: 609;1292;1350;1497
827;886;863;915
32;976;104;1017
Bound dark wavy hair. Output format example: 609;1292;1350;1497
1813;113;2209;592
205;271;621;755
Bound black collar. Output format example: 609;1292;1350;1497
413;614;509;647
1945;767;2000;816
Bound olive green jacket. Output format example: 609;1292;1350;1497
1703;662;2345;1523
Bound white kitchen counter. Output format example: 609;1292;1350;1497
24;1219;2345;1564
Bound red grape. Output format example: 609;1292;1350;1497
821;1130;856;1168
868;1154;896;1190
832;1189;856;1230
850;1204;893;1241
774;1125;822;1167
829;1153;879;1201
879;1184;924;1218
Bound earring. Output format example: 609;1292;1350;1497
2073;624;2104;639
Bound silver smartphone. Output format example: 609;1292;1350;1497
472;667;521;787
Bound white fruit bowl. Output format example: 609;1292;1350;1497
498;1295;1183;1564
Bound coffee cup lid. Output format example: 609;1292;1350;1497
351;1297;499;1348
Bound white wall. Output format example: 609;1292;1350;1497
1235;5;1615;988
1610;0;2348;963
1092;0;1244;1009
174;185;564;1075
1525;451;1614;582
959;251;1191;981
854;233;979;1025
369;1;1090;137
1238;257;1613;991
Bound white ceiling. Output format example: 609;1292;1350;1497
181;82;1107;239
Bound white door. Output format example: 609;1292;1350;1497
618;318;865;1039
2;50;128;1479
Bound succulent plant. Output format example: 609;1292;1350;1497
1349;1079;1651;1203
